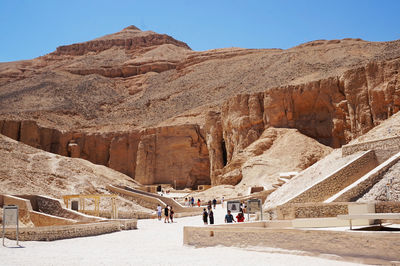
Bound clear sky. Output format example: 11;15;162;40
1;0;400;62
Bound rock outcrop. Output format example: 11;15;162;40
204;58;400;184
52;26;190;56
0;120;210;189
135;125;209;189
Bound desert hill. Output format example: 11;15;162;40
0;134;153;215
1;26;400;190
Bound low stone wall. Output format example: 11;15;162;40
19;195;100;223
375;202;400;213
183;225;400;262
89;210;155;219
275;202;349;220
342;136;400;163
29;211;77;227
3;220;137;241
4;221;121;241
271;202;400;221
3;195;33;211
287;150;378;203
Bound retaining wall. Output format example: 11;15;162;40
275;202;349;220
4;221;121;241
326;151;400;202
28;211;77;227
18;195;100;223
342;136;400;162
286;150;378;204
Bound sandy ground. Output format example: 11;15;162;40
1;205;362;266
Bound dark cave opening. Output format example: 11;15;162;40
221;140;227;166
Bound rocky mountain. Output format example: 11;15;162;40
1;26;400;190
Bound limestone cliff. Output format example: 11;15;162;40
205;58;400;184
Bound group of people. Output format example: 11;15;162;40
202;207;214;225
157;196;246;225
184;197;199;207
224;210;245;223
157;204;174;223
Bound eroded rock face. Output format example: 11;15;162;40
205;58;400;185
135;125;210;189
0;120;142;178
0;120;210;188
213;128;332;188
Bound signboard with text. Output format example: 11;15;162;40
227;201;241;213
2;205;19;246
247;199;261;214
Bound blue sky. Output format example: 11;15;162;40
1;0;400;62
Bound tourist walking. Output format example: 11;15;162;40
164;205;170;223
207;200;212;212
212;198;217;209
236;212;245;222
170;207;174;223
157;204;162;220
221;196;224;207
202;208;208;225
197;199;201;207
225;210;235;223
209;209;214;225
191;197;195;207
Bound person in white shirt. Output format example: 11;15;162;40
157;204;162;220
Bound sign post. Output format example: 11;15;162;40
2;205;19;246
247;199;262;221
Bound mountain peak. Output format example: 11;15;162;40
122;25;141;31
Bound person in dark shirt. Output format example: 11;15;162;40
225;210;235;223
164;205;170;223
169;207;174;223
212;198;217;209
202;208;208;225
209;209;214;224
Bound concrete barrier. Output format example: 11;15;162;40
183;224;400;262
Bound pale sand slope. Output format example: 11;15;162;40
0;134;152;215
0;205;362;266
